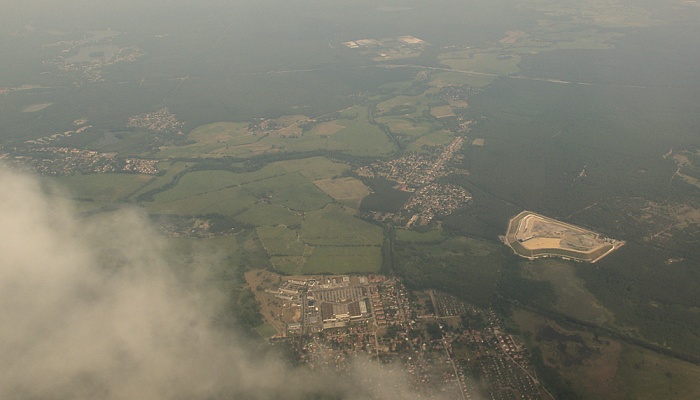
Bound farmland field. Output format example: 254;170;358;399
257;226;305;256
313;177;369;209
301;204;384;246
49;173;153;203
242;172;331;212
235;203;303;227
274;157;348;181
303;245;382;274
521;259;614;325
147;185;256;216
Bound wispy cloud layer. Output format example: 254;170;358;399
0;168;436;399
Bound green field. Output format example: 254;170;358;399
304;245;382;274
254;322;279;338
142;162;333;216
395;228;447;243
611;346;700;400
394;234;505;306
429;71;497;88
242;172;331;212
512;309;700;400
256;225;305;256
49;173;153;203
439;51;521;76
376;95;431;119
522;259;614;325
373;116;433;139
188;121;255;145
300;204;384;246
330;105;397;156
147;185;257;215
252;203;385;275
155;105;396;159
235;203;304;227
406;130;455;151
313;177;369;209
269;256;307;275
274;157;348;180
130;161;190;199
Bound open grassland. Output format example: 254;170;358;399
253;203;385;274
494;29;619;54
330;106;396;156
374;116;433;139
22;102;53;113
395;228;447;243
188;121;254;145
406;130;455;152
522;259;614;325
429;71;496;88
242;172;331;211
270;256;306;275
303;245;382;274
267;246;382;276
152;168;283;201
376;94;430;119
301;204;384;246
162;235;246;285
144;163;332;216
50;173;153;203
515;0;660;29
313;177;370;209
513;309;624;400
394;235;503;306
373;88;459;151
513;309;700;400
254;322;278;339
439;51;521;76
611;346;700;400
256;225;305;256
147;185;256;215
273;156;348;180
157;106;396;159
430;105;455;118
308;120;345;136
235;203;303;227
130;161;190;198
445;236;498;257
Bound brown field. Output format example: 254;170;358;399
521;237;562;250
472;138;485;146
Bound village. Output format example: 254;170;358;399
247;271;548;400
0;147;158;176
357;135;472;227
0;109;187;176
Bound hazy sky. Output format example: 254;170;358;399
0;167;459;399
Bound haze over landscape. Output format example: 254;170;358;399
1;0;699;399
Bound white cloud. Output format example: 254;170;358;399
0;167;443;399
